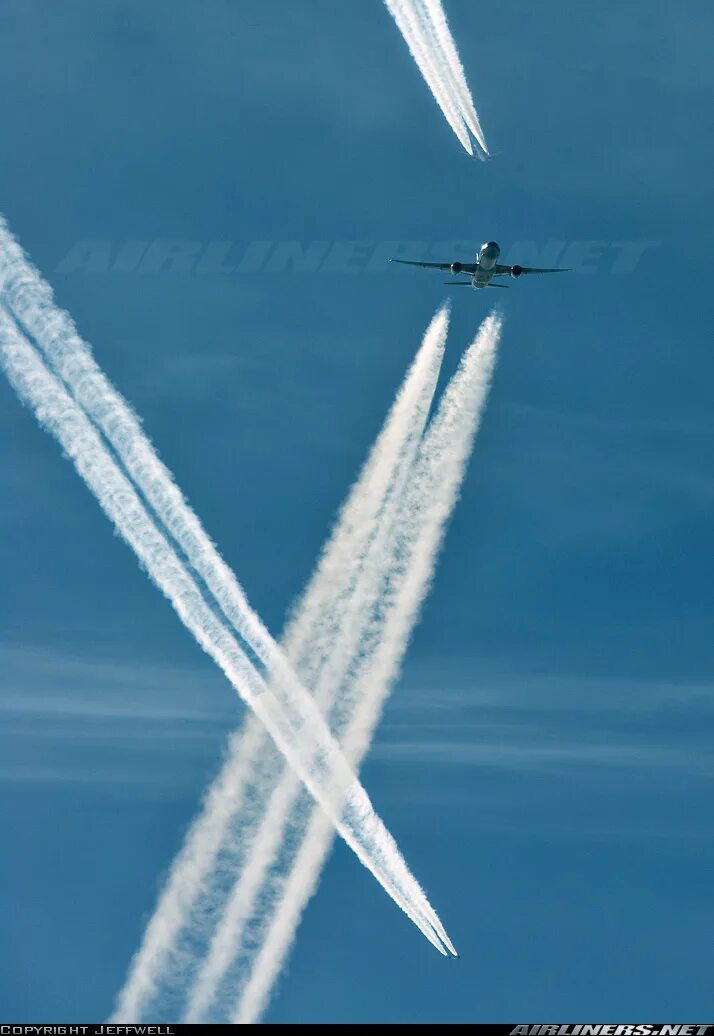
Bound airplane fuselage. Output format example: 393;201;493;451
471;241;500;288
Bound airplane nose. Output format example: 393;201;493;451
485;241;499;250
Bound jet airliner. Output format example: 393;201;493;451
390;241;569;289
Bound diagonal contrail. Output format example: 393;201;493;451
110;306;450;1021
0;307;450;959
384;0;473;154
416;0;488;155
0;217;376;730
168;312;500;1022
182;308;452;1021
0;222;457;965
384;0;488;157
229;311;501;1024
0;289;454;995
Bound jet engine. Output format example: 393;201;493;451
510;264;523;278
450;262;463;274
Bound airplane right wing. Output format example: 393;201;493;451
493;264;570;276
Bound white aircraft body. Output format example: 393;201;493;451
390;241;569;289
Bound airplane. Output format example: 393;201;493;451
390;241;569;290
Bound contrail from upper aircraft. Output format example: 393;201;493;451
181;308;451;1022
384;0;472;154
417;0;488;155
384;0;488;157
110;307;449;1021
230;312;501;1024
0;308;450;963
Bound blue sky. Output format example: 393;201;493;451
1;0;713;1022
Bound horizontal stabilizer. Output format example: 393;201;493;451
486;283;509;288
442;281;473;287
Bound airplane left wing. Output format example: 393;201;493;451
390;259;479;273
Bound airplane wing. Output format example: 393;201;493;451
493;264;570;276
390;259;479;273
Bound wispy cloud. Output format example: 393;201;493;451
0;642;237;722
375;736;714;776
372;668;714;781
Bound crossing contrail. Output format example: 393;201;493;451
0;307;452;963
229;311;501;1024
0;246;458;991
181;308;452;1021
109;307;450;1021
0;223;458;965
384;0;488;157
166;311;499;1022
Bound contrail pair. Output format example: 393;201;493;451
111;306;449;1020
112;307;501;1023
384;0;488;157
0;220;454;961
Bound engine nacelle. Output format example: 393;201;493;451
450;262;463;274
510;264;523;278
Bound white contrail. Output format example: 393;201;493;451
231;312;501;1024
173;312;498;1022
416;0;488;156
384;0;473;154
0;309;449;958
0;300;453;981
113;722;269;1020
0;217;370;736
110;306;449;1021
384;0;487;157
388;0;474;154
181;310;450;1021
280;305;450;717
0;221;455;969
